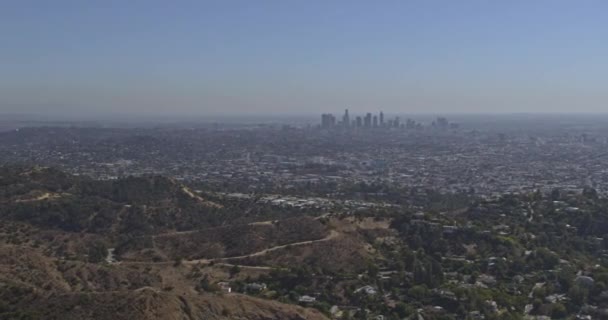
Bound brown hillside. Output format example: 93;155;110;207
123;216;329;261
8;289;329;320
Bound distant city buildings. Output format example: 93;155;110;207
2;120;606;197
320;110;456;131
320;113;336;129
364;113;372;128
342;109;350;128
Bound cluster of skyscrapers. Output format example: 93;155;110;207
321;109;398;129
320;110;456;131
321;109;414;130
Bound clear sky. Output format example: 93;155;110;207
1;0;607;116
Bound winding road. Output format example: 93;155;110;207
120;229;339;269
184;229;339;265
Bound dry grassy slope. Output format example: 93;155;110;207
0;245;164;294
240;233;373;273
1;168;376;319
238;217;396;273
22;290;329;320
0;245;329;320
0;245;71;292
138;216;329;261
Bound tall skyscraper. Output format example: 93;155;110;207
373;115;378;128
436;117;449;129
321;113;336;129
356;116;363;128
343;109;350;127
406;118;416;129
379;111;384;126
364;113;372;128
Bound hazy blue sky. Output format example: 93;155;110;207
1;0;607;116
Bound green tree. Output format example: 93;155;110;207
229;264;241;277
551;303;567;319
367;263;379;279
87;242;108;263
568;285;588;306
408;285;429;300
394;302;413;318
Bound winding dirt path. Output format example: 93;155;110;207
120;229;339;269
184;229;339;265
181;186;223;208
15;192;64;202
